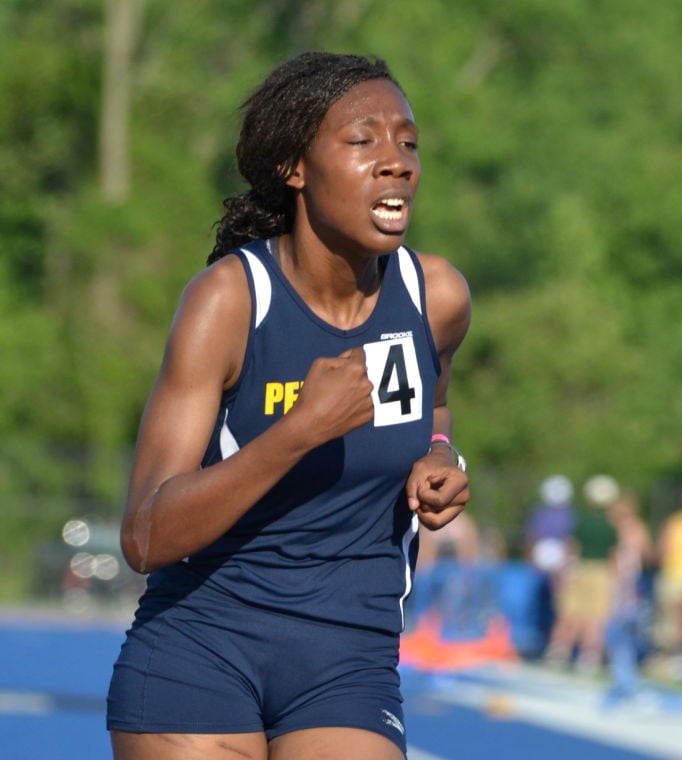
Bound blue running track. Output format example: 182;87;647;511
1;614;681;760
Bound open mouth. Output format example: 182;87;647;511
371;197;408;221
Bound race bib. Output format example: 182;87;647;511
363;337;423;427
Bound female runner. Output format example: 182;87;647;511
107;51;471;760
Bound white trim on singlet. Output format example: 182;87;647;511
213;246;272;461
219;410;240;460
397;248;424;628
397;246;422;315
244;243;417;324
399;513;419;629
241;248;272;327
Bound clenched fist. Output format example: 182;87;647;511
292;347;374;447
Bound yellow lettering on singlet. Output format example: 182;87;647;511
264;381;304;415
283;381;302;414
264;382;284;414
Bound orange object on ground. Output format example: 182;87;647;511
400;613;517;671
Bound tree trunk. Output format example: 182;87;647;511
98;0;144;203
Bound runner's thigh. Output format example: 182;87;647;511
111;730;268;760
269;727;405;760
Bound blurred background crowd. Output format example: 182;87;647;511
410;473;682;706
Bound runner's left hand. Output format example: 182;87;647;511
405;447;469;530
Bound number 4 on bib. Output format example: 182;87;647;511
363;337;423;427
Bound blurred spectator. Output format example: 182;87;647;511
545;474;620;673
417;510;481;568
603;491;656;704
410;513;483;635
653;506;682;679
413;514;550;657
479;523;509;564
524;474;576;579
522;476;577;659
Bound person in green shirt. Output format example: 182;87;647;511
546;476;619;673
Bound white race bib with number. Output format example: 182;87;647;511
363;337;423;427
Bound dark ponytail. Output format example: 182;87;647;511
208;188;293;265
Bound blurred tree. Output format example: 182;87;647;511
0;0;680;595
99;0;146;202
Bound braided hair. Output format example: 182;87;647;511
208;52;401;264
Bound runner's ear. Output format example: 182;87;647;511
283;161;305;189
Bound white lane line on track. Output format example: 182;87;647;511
0;690;53;715
435;680;682;760
406;746;447;760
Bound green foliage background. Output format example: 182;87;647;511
1;0;681;597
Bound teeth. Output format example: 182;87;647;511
372;198;406;220
373;208;403;220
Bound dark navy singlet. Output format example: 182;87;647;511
144;238;440;635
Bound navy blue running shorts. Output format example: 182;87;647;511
107;586;406;754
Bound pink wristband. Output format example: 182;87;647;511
428;434;467;472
